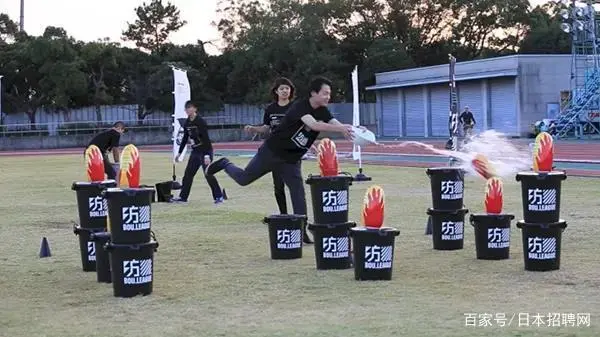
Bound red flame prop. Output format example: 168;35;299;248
362;185;385;229
533;132;554;172
317;138;339;177
85;145;105;182
484;177;503;214
118;144;141;188
471;153;496;180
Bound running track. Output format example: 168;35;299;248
1;139;598;177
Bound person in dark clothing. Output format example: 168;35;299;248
171;101;224;204
205;77;355;243
244;77;295;214
86;121;125;180
459;106;476;137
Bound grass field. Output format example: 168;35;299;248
0;152;598;337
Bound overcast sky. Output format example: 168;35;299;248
0;0;550;55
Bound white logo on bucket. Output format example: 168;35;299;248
527;188;556;211
440;181;463;200
276;229;301;249
441;221;463;240
487;228;510;248
321;190;348;213
123;258;153;284
121;206;151;231
87;241;96;261
88;196;107;218
528;237;556;260
364;245;393;269
322;236;349;259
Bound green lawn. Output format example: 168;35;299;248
0;152;597;337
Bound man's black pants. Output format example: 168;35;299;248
224;144;305;215
180;150;223;201
272;171;287;214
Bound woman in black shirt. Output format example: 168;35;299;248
244;77;295;214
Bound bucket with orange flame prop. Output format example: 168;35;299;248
532;131;554;172
85;145;105;182
118;144;141;188
317;138;339;177
484;177;503;214
471;153;496;180
361;185;385;229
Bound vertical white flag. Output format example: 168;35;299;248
351;65;361;160
172;67;191;162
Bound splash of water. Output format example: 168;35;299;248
375;130;532;179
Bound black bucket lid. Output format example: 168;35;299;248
516;170;567;181
308;222;356;230
305;173;354;185
516;219;568;230
71;179;117;191
427;207;469;216
102;187;156;198
350;226;400;236
89;231;111;241
105;240;159;251
263;214;308;224
426;166;465;176
469;213;515;221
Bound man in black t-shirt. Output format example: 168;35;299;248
459;106;476;137
172;101;224;204
205;77;355;243
86;121;125;180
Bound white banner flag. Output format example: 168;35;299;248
172;67;191;162
351;65;361;160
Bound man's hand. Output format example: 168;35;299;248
244;125;255;133
175;154;183;163
203;155;211;166
338;124;355;141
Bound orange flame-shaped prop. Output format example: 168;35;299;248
361;185;385;229
85;145;105;182
533;131;554;172
317;138;339;177
484;177;503;214
471;153;497;180
118;144;141;188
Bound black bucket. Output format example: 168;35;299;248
470;213;515;260
73;225;105;272
516;171;567;223
308;222;356;270
90;231;112;283
139;185;157;203
71;180;116;229
155;181;173;202
263;214;307;260
102;187;155;244
516;220;567;272
426;167;465;210
426;208;469;250
349;227;400;281
305;174;353;225
105;239;159;298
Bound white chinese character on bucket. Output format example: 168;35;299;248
276;229;301;249
441;180;463;200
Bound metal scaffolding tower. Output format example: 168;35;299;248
556;0;600;138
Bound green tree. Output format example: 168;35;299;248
519;2;571;54
122;0;187;54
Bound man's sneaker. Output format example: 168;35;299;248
214;197;224;204
170;196;187;203
205;157;231;175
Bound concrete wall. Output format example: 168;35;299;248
0;129;245;151
517;55;572;133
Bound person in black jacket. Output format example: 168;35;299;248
85;121;125;180
459;106;476;137
244;77;295;214
171;101;224;204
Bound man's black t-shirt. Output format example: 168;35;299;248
178;114;213;154
88;129;120;153
263;102;291;131
265;98;334;163
460;111;475;125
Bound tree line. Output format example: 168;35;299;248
0;0;571;127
